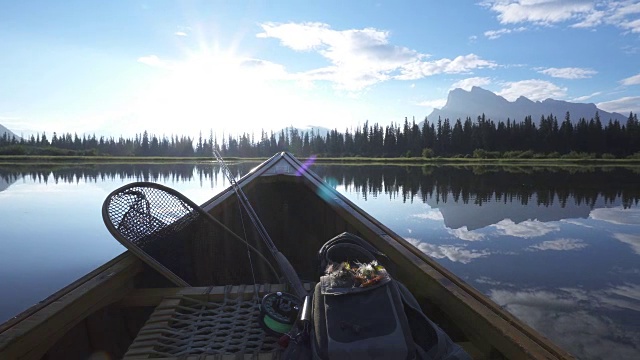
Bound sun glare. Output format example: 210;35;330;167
126;44;359;138
131;49;297;136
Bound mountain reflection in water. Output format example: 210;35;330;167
1;163;639;359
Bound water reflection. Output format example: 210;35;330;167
485;283;640;360
3;164;639;209
0;163;256;190
1;163;639;359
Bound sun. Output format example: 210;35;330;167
125;45;353;138
130;48;303;136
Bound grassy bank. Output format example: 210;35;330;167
307;156;640;167
0;155;237;165
2;154;640;166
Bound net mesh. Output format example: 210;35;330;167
105;185;200;250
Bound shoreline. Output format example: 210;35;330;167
1;155;640;167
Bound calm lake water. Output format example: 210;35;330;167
1;161;639;359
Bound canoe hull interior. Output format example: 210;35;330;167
0;153;574;360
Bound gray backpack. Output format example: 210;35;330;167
311;232;470;360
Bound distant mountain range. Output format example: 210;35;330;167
282;125;331;137
427;87;628;125
0;124;20;140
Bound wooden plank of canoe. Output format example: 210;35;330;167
124;355;278;360
120;283;316;307
0;252;142;360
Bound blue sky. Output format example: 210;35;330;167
1;0;639;138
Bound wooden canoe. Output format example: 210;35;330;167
0;152;574;359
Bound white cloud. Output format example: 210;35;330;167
528;238;588;251
590;207;640;225
405;238;490;264
448;227;486;241
621;17;640;33
613;233;640;255
538;67;597;79
397;54;497;81
412;209;444;221
482;0;595;25
482;1;640;34
137;55;171;69
487;286;640;359
572;91;602;102
621;73;640;86
492;218;560;238
497;79;567;101
257;22;496;91
257;22;330;51
475;277;514;287
484;26;527;39
560;219;594;228
597;96;640;115
175;31;188;37
451;77;492;91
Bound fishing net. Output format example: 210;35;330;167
104;184;200;250
102;182;279;287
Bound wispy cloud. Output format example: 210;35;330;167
590;207;640;225
528;238;588;251
613;233;640;255
257;22;497;91
451;76;492;90
412;209;444;221
539;67;597;79
621;73;640;86
397;54;497;81
597;96;640;114
484;26;527;39
406;238;490;263
560;219;594;228
497;79;567;101
448;227;486;241
481;1;640;34
481;0;595;25
488;284;640;359
572;91;602;102
174;26;191;37
492;218;560;238
137;55;172;69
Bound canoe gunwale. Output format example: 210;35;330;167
0;252;143;359
0;251;139;334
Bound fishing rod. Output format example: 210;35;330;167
213;150;307;300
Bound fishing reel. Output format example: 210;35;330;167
258;291;302;336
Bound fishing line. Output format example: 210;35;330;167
213;150;308;336
229;164;261;304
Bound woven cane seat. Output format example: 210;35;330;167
124;284;291;359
